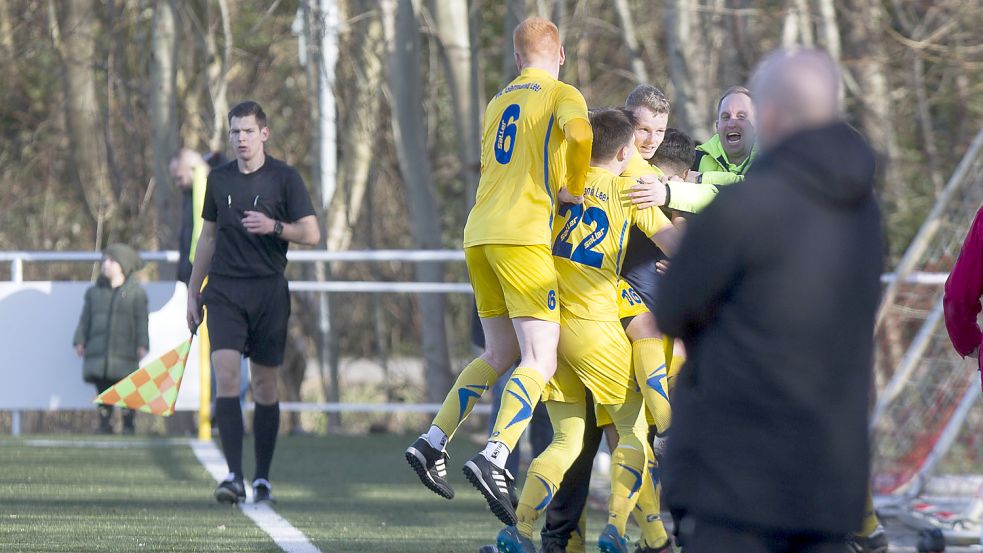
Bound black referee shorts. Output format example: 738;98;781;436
203;274;290;366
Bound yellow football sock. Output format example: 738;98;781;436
857;487;880;536
633;338;671;434
430;358;498;441
566;508;587;553
632;443;669;548
666;338;685;392
489;366;546;451
515;400;584;538
608;444;646;536
663;336;674;366
516;458;563;538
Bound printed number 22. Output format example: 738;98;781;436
495;104;520;164
552;204;609;268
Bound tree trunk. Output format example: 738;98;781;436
0;1;13;66
329;0;383;252
206;0;231;151
613;0;648;84
150;0;181;275
381;0;453;403
666;0;709;140
841;0;900;190
49;0;117;249
816;0;841;62
501;0;525;84
430;0;481;212
298;0;342;430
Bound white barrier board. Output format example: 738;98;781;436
0;282;201;411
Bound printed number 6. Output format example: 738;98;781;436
495;104;520;164
547;289;557;310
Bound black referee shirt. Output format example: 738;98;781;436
202;156;316;278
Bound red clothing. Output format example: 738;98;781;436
943;205;983;364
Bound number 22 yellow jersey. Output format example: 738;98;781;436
463;68;589;248
553;165;672;321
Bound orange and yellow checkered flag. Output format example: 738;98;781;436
94;338;192;417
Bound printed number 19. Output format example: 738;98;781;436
495;104;520;164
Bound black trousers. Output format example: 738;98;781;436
679;516;846;553
540;395;661;546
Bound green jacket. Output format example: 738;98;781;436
666;134;758;213
74;245;149;383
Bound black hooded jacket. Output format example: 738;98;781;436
654;122;883;535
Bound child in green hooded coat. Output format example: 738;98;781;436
73;244;149;434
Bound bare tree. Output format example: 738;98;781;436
666;0;711;139
841;0;901;189
149;0;181;270
816;0;841;62
49;0;117;249
297;0;341;429
429;0;482;210
0;2;13;66
205;0;231;152
614;0;648;84
381;0;453;402
329;0;383;252
501;0;525;84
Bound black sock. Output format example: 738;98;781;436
215;397;244;479
253;401;280;482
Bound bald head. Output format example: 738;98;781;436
750;49;842;150
169;148;206;191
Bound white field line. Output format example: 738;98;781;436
16;437;324;553
189;440;324;553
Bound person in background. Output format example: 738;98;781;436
74;244;149;435
404;17;592;527
187;100;320;505
171;148;248;421
169;148;209;286
943;204;983;372
656;49;883;553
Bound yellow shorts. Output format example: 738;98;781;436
617;279;649;320
465;244;560;323
543;360;586;403
595;386;645;427
556;314;634;405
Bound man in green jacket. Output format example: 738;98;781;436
691;85;758;186
628;86;757;215
74;244;149;434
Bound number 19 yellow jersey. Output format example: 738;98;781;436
463;68;589;248
553;165;672;321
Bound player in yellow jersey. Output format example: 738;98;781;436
539;86;677;553
404;17;594;526
495;108;682;553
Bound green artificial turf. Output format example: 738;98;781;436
0;433;609;552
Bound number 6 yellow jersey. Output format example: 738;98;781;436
464;67;588;248
553;166;672;322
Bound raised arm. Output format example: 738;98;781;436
561;118;592;199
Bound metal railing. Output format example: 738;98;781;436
0;249;951;436
0;249;946;286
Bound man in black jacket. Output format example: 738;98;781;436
654;49;883;552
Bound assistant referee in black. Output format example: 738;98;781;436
187;100;320;504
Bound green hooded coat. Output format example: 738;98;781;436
74;244;150;383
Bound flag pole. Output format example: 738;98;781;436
197;312;212;441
